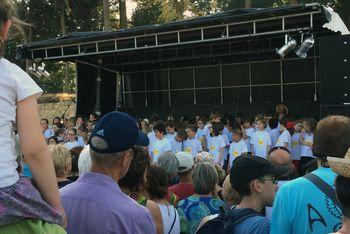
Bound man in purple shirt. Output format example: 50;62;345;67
60;112;156;234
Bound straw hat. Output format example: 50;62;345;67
327;148;350;178
275;104;289;116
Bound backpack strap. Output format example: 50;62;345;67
303;173;342;209
222;207;261;234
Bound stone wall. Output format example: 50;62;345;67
38;93;76;122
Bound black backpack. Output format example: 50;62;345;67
196;205;261;234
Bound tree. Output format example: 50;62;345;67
119;0;128;28
103;0;112;30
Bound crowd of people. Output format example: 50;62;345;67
1;1;350;234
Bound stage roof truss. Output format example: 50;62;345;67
27;10;319;61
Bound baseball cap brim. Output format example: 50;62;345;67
136;131;149;147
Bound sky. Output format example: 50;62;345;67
126;0;137;19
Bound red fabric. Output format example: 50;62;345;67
168;183;195;201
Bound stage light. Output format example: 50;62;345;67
28;63;42;78
276;35;297;58
38;62;51;78
295;34;315;58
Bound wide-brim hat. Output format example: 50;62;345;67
328;148;350;178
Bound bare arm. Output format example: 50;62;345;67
16;95;66;227
146;200;163;234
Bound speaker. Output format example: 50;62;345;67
319;35;350;105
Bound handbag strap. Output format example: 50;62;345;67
304;173;342;209
168;206;177;234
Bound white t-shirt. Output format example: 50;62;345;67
250;130;271;158
221;134;230;162
276;130;291;151
147;131;157;157
195;128;206;146
152;137;171;163
183;137;202;158
223;126;233;142
0;58;43;188
43;128;54;138
166;132;177;140
229;140;248;168
269;128;280;148
291;132;301;160
208;136;225;164
244;127;254;152
158;204;180;234
170;137;182;154
300;132;314;158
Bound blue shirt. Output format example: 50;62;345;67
177;195;224;234
234;212;270;234
271;167;342;234
60;172;156;234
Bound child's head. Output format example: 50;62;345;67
153;123;166;139
210;123;221;137
0;0;25;57
268;117;279;130
196;118;205;130
243;118;252;128
256;117;267;131
185;125;197;138
303;118;317;133
293;122;302;133
175;129;188;142
165;120;176;135
279;117;288;131
210;112;221;123
232;128;243;142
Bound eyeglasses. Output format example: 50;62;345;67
259;177;278;185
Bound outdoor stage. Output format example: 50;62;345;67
17;3;349;119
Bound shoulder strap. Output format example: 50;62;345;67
303;173;342;209
223;208;260;234
168;206;177;234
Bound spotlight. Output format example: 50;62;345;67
28;64;42;78
276;35;297;58
295;34;315;58
38;62;51;78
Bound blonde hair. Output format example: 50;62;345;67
48;144;71;177
0;0;27;57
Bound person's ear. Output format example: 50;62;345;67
251;180;263;193
121;151;132;168
0;20;11;41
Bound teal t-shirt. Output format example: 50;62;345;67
271;167;342;234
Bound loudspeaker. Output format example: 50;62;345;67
319;35;350;105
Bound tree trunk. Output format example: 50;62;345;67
60;3;69;93
173;0;185;19
244;0;252;8
119;0;127;29
103;0;112;30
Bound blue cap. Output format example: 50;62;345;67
89;112;148;154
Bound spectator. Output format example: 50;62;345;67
169;152;195;201
53;116;63;129
48;135;59;145
89;112;99;122
77;125;88;145
75;115;85;129
68;146;84;181
221;174;241;207
229;155;289;234
119;146;163;234
271;116;350;234
48;144;73;188
0;1;65;231
64;127;80;150
41;118;54;139
60;111;156;234
177;162;224;233
146;165;181;234
328;148;350;234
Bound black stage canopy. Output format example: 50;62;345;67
17;3;348;119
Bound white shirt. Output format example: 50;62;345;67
300;132;314;158
244;127;254;152
170;137;182;154
43;128;54;138
147;131;157;157
0;58;42;187
166;132;177;140
152;137;171;163
291;133;301;160
229;140;248;168
250;130;272;158
276;129;292;151
221;134;230;162
208;135;225;164
223;126;233;142
269;128;280;147
158;204;180;234
183;137;202;158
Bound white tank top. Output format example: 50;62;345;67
0;58;42;187
157;203;180;234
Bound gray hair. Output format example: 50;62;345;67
192;162;218;195
89;137;125;168
157;151;179;180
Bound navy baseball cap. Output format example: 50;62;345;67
230;156;290;189
89;112;148;154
